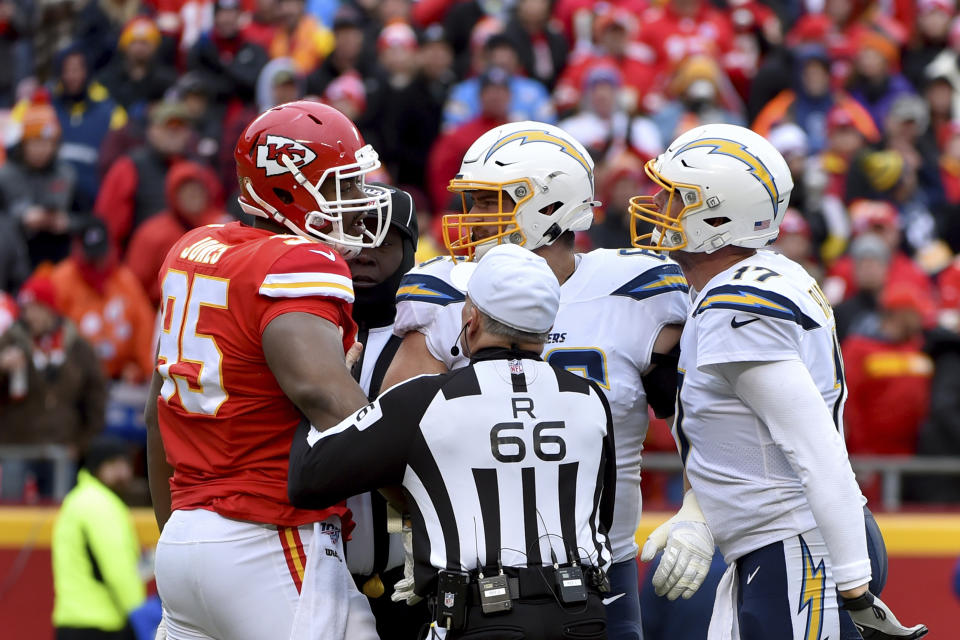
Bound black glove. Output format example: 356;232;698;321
840;591;928;640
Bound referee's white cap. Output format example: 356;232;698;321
450;244;560;334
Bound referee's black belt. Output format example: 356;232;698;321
464;565;599;605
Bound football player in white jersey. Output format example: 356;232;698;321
629;123;927;640
381;121;691;640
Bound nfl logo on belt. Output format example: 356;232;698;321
444;592;456;608
509;359;523;376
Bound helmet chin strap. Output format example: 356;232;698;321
242;182;359;256
242;181;288;227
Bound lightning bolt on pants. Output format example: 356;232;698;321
707;528;841;640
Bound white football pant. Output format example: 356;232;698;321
156;509;378;640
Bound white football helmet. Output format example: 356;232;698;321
629;123;793;254
442;121;599;259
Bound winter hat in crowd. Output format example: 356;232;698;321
119;17;161;50
21;103;60;141
17;275;58;312
83;435;130;474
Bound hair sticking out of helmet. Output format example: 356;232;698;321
234;101;392;257
442;121;599;260
629;123;793;254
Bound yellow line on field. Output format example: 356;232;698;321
0;509;959;555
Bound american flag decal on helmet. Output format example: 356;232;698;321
754;220;771;231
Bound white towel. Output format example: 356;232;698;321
707;562;740;640
289;518;378;640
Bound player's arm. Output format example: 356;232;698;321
642;323;683;421
640;324;714;601
721;358;872;591
380;330;447;390
262;311;369;431
288;377;429;509
724;359;928;638
145;369;174;532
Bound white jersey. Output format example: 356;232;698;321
677;250;853;562
395;249;690;562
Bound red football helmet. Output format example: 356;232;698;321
234;101;391;256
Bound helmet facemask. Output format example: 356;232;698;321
629;159;703;252
442;178;536;260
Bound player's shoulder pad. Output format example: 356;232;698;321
396;255;466;306
257;237;354;303
693;282;820;329
587;248;690;300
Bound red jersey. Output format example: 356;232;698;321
156;221;358;527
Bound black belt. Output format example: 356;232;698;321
462;565;601;604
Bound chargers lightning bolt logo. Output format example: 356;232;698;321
673;137;779;216
798;536;826;640
485;130;593;180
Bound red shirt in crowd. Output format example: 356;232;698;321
552;0;650;44
156;222;357;529
842;334;933;455
426;116;507;213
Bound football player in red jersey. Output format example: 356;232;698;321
145;101;390;640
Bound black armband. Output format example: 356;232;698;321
642;345;680;419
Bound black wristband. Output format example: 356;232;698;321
840;590;875;611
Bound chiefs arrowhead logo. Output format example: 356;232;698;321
256;135;317;176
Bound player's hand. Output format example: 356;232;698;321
390;522;423;606
840;591;928;639
640;489;714;600
345;341;363;372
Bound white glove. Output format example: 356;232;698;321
841;591;928;639
390;523;423;606
640;489;714;600
154;614;168;640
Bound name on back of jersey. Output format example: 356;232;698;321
180;236;231;265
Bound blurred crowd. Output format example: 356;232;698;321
1;0;960;504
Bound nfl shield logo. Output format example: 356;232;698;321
509;359;523;376
444;592;456;608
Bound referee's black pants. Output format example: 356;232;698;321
55;626;134;640
446;592;608;640
355;565;432;640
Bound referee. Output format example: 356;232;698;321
289;244;616;640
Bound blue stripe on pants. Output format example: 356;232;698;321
736;540;794;640
605;559;643;640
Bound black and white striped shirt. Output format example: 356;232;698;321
288;347;616;596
